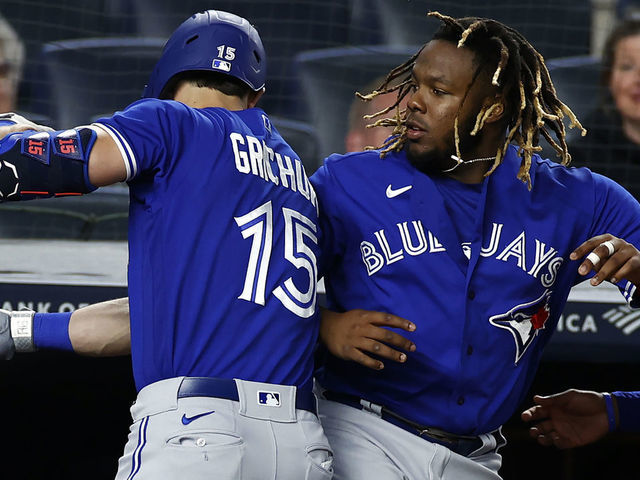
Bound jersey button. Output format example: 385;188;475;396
467;345;473;355
457;396;465;406
467;290;476;300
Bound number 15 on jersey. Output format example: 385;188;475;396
234;201;318;318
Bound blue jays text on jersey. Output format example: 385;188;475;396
94;99;320;392
311;144;640;435
360;220;563;289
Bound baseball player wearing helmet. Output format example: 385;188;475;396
310;12;640;480
0;10;332;480
521;389;640;448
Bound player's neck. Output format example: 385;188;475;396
443;158;493;184
173;84;248;111
443;134;503;184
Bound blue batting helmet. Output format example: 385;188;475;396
142;10;266;98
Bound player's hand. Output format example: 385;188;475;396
0;112;54;140
320;308;416;370
521;389;610;448
571;234;640;287
0;309;16;360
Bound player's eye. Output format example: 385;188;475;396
432;88;446;96
617;63;636;72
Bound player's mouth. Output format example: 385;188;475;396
405;119;427;140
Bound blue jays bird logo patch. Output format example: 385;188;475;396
489;290;552;364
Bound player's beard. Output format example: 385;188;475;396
406;115;482;176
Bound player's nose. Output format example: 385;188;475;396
406;89;426;113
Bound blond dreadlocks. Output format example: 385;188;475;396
359;11;586;188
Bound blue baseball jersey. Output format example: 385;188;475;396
95;99;320;392
311;144;640;435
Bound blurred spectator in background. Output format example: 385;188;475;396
0;13;24;112
570;19;640;199
345;76;396;152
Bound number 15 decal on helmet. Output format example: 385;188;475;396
142;10;266;99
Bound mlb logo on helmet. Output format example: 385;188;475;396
212;59;231;72
257;391;281;407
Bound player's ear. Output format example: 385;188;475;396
247;88;265;109
483;94;505;124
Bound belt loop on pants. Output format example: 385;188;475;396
322;391;505;457
177;377;317;415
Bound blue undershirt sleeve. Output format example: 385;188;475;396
612;391;640;433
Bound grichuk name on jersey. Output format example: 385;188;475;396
230;132;318;212
361;221;563;287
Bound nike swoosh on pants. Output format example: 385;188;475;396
181;410;216;425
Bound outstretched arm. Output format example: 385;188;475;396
320;308;416;370
69;297;130;356
521;389;611;448
522;389;640;447
0;297;131;359
0;112;127;201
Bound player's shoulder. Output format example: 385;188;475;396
531;154;593;184
320;148;403;174
528;149;637;207
313;149;384;187
311;149;408;203
121;97;189;115
494;145;599;210
97;98;199;128
504;143;597;193
532;152;629;192
123;98;228;121
198;106;273;137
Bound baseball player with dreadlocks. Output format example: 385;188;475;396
0;10;332;480
311;12;640;479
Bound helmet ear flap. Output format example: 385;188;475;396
142;10;266;99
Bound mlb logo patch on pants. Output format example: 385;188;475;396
258;391;281;407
